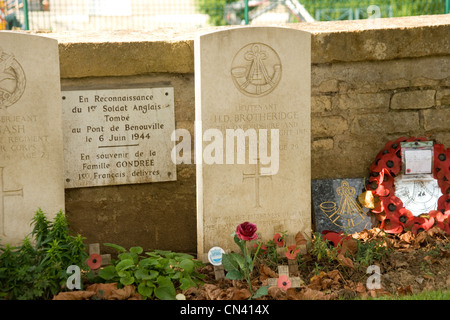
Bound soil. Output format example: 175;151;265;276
183;227;450;300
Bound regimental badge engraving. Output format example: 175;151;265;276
0;48;26;109
318;180;371;231
313;178;374;234
231;43;281;97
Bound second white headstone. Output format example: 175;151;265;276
195;27;311;261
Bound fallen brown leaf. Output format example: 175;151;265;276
86;283;118;299
298;287;337;300
439;247;450;258
268;286;286;300
399;231;414;244
397;285;412;296
230;288;251;300
52;291;96;300
204;284;226;300
259;264;277;282
109;285;137;300
355;282;366;294
423;255;440;265
337;254;354;269
340;238;358;256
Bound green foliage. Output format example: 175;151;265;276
303;0;448;20
222;234;269;299
309;232;339;264
354;237;391;268
0;209;88;300
307;232;391;274
97;244;205;300
195;0;233;26
195;0;447;26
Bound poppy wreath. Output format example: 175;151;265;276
366;136;450;235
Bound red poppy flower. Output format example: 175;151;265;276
368;168;394;197
437;195;450;212
379;195;403;216
384;139;403;155
398;207;414;227
285;245;300;260
87;253;102;270
321;230;352;248
273;233;285;247
411;216;435;235
277;275;291;291
236;222;258;241
433;144;450;177
438;179;450;196
380;213;403;234
440;214;450;234
321;230;343;247
372;153;402;176
429;210;449;226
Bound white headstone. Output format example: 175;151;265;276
0;32;65;245
195;27;311;261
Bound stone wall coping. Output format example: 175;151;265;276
34;14;450;78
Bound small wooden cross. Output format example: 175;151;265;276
267;265;304;288
89;243;111;267
273;227;300;275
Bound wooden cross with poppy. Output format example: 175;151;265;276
267;265;304;290
87;243;111;270
273;231;300;274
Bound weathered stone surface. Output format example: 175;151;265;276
437;89;450;107
391;90;435;110
311;95;332;113
312;178;372;234
41;15;450;78
334;92;390;113
195;27;311;261
312;116;348;137
423;108;450;131
312;56;450;94
0;32;65;245
61;86;176;188
312;138;334;152
350;112;420;134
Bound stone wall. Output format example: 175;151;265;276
45;15;450;254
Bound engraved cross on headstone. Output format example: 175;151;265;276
243;158;272;208
0;167;23;236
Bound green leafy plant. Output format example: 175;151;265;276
221;222;269;299
354;238;391;268
0;209;88;300
97;243;204;300
309;232;340;264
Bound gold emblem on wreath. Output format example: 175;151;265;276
0;48;26;109
231;43;281;97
